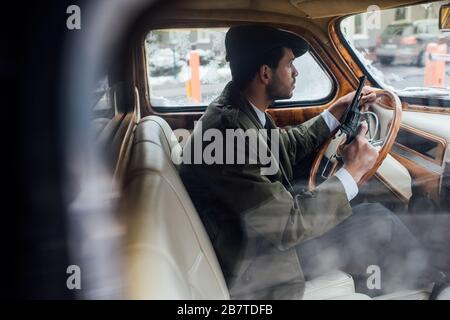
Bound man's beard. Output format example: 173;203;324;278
267;74;293;101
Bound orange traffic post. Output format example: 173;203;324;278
424;42;447;87
188;51;201;103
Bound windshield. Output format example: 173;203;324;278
340;1;450;103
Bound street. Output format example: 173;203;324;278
374;61;450;89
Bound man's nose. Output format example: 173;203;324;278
292;65;298;77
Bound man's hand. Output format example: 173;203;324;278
329;86;377;121
339;122;378;183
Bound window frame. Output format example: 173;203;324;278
143;26;337;113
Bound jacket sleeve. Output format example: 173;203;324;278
210;161;353;251
279;114;331;166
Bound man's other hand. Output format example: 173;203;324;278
340;122;378;183
329;86;377;121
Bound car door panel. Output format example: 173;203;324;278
371;103;449;206
390;110;449;205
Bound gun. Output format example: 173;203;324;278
339;75;367;145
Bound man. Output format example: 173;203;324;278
179;25;443;299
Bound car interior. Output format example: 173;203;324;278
9;0;450;300
86;0;449;300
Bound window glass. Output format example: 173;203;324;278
395;8;407;21
340;1;450;102
92;76;113;117
355;15;363;34
145;28;333;108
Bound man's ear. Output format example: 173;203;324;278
258;64;272;85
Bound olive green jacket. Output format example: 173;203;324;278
179;81;352;299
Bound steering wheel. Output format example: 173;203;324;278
308;89;402;190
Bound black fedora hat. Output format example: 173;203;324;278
225;25;309;63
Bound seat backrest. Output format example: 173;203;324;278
94;83;140;184
122;115;230;299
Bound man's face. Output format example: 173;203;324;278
266;47;298;100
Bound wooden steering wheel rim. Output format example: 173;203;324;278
308;89;402;191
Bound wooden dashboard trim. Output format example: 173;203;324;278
390;122;447;167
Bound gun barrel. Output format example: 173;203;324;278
341;75;366;145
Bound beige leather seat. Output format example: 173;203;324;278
122;116;229;299
121;115;375;299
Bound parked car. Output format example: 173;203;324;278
148;48;185;76
375;19;445;66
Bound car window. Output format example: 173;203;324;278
92;76;113;117
145;28;333;108
340;1;450;104
416;23;426;35
427;23;439;34
382;24;409;36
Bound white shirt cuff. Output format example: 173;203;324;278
320;109;340;132
334;167;359;201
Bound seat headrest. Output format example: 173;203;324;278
136;116;182;165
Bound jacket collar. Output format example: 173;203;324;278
214;81;265;130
